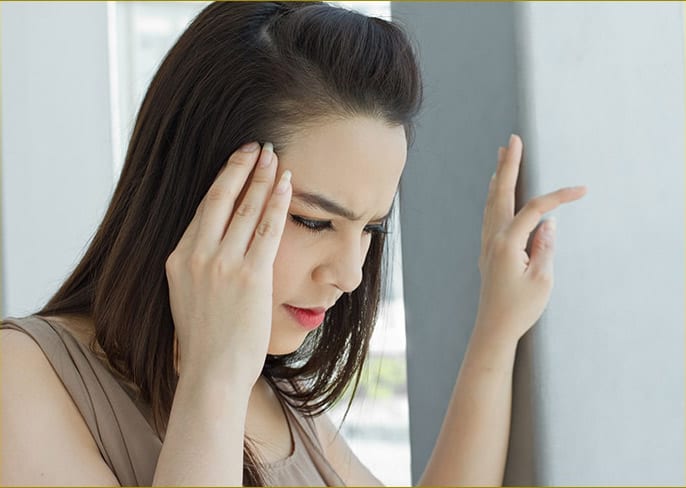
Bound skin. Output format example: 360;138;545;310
306;133;589;486
243;117;407;463
38;115;408;468
5;119;587;484
246;122;590;483
265;117;407;355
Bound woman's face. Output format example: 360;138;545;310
267;116;407;355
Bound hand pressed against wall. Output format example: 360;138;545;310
477;134;588;342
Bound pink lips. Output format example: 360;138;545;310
284;305;327;330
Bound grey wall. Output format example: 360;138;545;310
1;2;115;317
394;1;684;485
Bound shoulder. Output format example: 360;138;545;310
2;313;96;352
0;326;121;485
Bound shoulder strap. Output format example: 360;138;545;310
275;392;346;486
1;315;162;486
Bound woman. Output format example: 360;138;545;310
0;1;587;486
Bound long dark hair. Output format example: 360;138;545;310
37;2;422;484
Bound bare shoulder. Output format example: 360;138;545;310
0;328;121;486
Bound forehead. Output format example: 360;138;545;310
277;117;407;217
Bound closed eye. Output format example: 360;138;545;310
289;215;389;236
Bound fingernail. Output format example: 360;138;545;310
239;141;260;152
509;134;516;147
258;142;274;167
275;170;292;194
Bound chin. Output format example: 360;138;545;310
267;335;308;356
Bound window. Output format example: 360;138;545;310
108;2;410;484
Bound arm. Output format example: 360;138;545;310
0;329;122;486
151;368;252;486
418;325;517;486
311;327;515;487
0;328;252;487
416;134;586;485
311;324;516;488
313;135;587;487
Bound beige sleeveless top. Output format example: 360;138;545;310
1;315;345;486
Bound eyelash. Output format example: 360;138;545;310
290;215;389;236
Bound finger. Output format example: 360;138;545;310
491;134;523;228
526;218;556;282
481;146;507;247
244;169;292;271
194;142;263;254
497;146;506;166
507;186;588;250
222;144;277;258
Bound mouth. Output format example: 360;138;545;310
284;304;328;331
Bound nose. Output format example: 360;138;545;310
314;236;367;294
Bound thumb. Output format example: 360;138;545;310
527;218;556;281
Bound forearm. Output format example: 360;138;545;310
152;370;251;486
418;324;518;487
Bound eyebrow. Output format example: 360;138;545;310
292;190;393;223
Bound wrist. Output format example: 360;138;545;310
178;363;256;400
461;327;518;378
470;316;520;357
473;310;522;347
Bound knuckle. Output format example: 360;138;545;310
235;200;259;218
214;255;236;277
255;218;276;238
251;172;273;185
528;197;546;213
238;265;261;287
188;251;209;271
206;184;232;203
524;204;544;221
165;253;179;274
491;233;509;253
229;150;259;168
